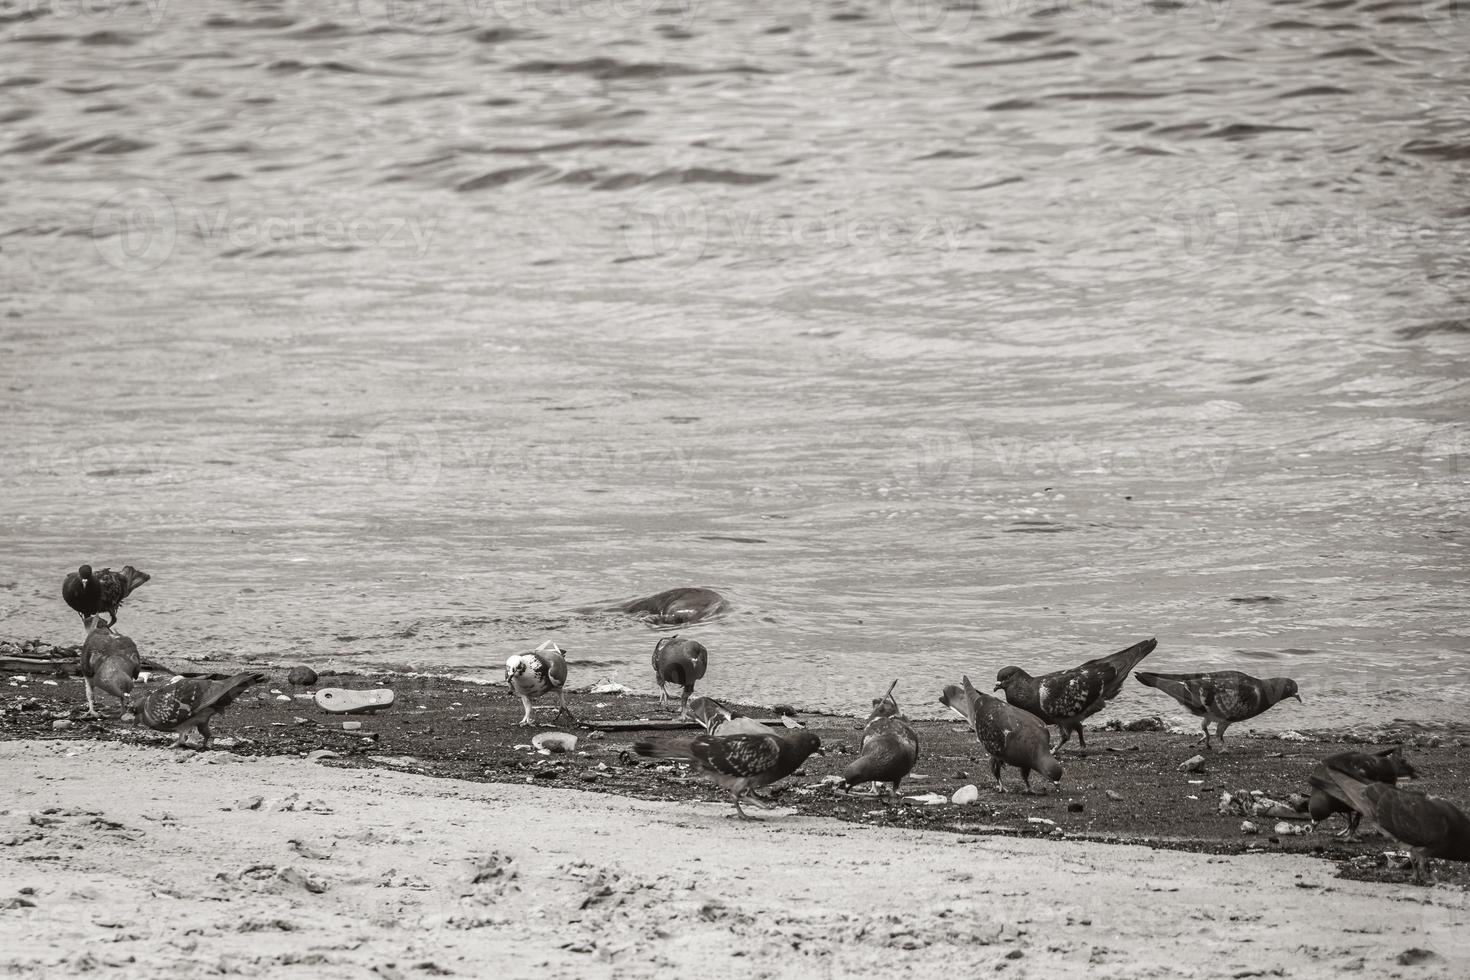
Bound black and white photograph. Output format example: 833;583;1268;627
2;0;1468;976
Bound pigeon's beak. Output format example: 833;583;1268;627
1292;694;1303;703
992;683;1003;692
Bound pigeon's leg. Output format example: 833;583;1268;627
554;690;578;726
990;756;1005;794
658;682;668;706
167;730;188;749
517;695;535;726
83;677;97;717
1074;724;1087;751
1021;769;1034;794
1410;849;1434;885
199;719;213;750
107;610;117;627
675;687;693;722
1053;726;1071;756
1198;719;1212;750
1215;722;1231;754
730;792;754;821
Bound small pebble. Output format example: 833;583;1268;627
51;720;72;731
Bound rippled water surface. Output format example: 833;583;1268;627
2;0;1468;724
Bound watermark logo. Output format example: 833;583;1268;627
1421;424;1468;486
1421;0;1468;41
358;421;443;490
93;188;177;272
621;186;709;268
889;424;975;489
887;0;976;41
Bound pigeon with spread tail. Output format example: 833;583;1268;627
1135;669;1300;752
63;564;150;626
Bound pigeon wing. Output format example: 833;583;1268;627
689;733;782;777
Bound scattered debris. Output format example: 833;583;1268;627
1179;755;1205;773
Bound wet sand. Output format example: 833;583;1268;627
3;661;1470;977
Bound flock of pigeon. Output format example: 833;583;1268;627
57;566;1469;884
62;564;267;749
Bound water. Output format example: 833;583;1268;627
2;0;1467;725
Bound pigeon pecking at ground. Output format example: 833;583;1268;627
1308;747;1418;839
652;635;709;721
1135;669;1301;752
1324;763;1470;885
505;640;576;727
132;672;268;749
993;637;1156;753
840;680;920;798
62;564;150;626
633;729;823;820
79;615;142;717
941;675;1062;794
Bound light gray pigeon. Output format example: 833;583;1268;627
634;729;823;820
993;637;1156;752
1135;669;1300;751
840;680;920;797
941;675;1062;794
79;616;142;716
505;640;575;727
652;635;708;720
1324;764;1470;885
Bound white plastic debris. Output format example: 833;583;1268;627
532;732;577;754
1241;821;1259;835
951;785;980;805
1274;821;1307;836
903;792;948;806
1179;755;1206;773
587;681;632;695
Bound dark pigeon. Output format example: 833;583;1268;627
1324;764;1470;885
941;675;1062;794
633;729;823;820
840;680;920;798
615;587;727;625
1135;669;1300;751
652;635;709;720
62;564;150;626
133;672;267;749
504;640;575;727
1308;747;1418;838
994;637;1157;751
79;616;141;716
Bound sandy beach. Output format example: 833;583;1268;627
3;739;1468;979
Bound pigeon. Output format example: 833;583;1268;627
994;637;1157;752
505;640;575;727
79;615;141;716
941;675;1062;794
132;672;267;749
62;564;150;626
688;695;737;735
1323;764;1470;885
1308;747;1418;838
1135;669;1301;752
633;729;823;820
617;587;728;625
840;680;920;797
652;635;709;720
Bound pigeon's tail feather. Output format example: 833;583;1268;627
1134;670;1198;706
199;672;268;713
633;736;698;761
939;678;979;727
1325;765;1379;822
1096;638;1157;698
119;566;150;597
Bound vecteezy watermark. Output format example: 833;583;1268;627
357;420;444;490
11;0;173;28
619;189;968;269
92;187;177;272
92;188;438;270
1421;0;1468;41
1420;424;1468;487
888;424;976;490
885;0;1232;41
193;208;437;257
1152;190;1470;273
352;0;700;42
